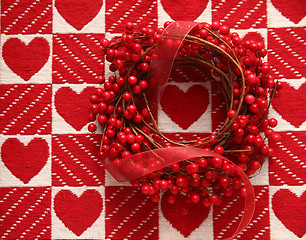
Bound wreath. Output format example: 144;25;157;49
87;21;281;211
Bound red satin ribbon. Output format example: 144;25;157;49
104;21;255;240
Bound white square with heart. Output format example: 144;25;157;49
158;191;214;240
52;84;98;134
0;34;52;85
51;186;105;239
52;0;105;33
0;135;51;187
269;186;305;239
158;81;212;133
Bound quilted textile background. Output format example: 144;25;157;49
0;0;305;239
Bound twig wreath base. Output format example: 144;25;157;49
88;21;282;211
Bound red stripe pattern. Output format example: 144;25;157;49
52;34;105;84
1;0;52;34
105;186;158;240
213;186;270;239
269;131;306;186
212;0;267;29
105;0;157;33
0;84;52;135
268;27;306;79
0;187;51;240
52;134;104;186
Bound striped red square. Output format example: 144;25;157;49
105;186;159;240
0;84;52;135
0;187;51;239
212;0;267;29
214;186;270;239
52;134;104;186
269;131;306;186
52;34;105;84
105;0;157;33
1;0;52;34
268;27;306;79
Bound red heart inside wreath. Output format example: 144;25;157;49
160;84;210;130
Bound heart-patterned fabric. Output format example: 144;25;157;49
0;0;305;239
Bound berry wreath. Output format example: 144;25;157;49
87;20;282;235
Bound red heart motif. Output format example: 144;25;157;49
272;189;306;238
54;189;103;236
160;84;209;130
161;192;210;237
271;0;306;24
161;0;208;21
55;87;95;131
272;82;306;128
1;138;49;184
55;0;103;30
2;37;49;81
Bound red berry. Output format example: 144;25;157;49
117;132;127;144
153;34;162;43
212;157;223;168
88;113;96;122
219;176;230;187
209;195;220;204
159;180;169;191
121;150;131;158
240;187;247;197
222;186;234;197
250;103;259;113
131;142;140;153
128;76;137;85
199;158;207;168
132;85;141;94
250;160;261;170
170;163;180;172
254;136;264;147
127;105;137;115
227;110;236;119
97;75;105;84
188;163;199;174
141;185;150;195
114;59;124;70
127;134;136;144
271;133;281;142
202;198;212;207
139;80;148;89
214;146;224;155
165;184;176;196
191;194;200;204
88;123;97;132
268;118;278;128
212;21;220;30
245;94;255;105
219;25;230;35
140;62;150;72
133;114;142;123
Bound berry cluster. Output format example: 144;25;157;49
88;21;281;213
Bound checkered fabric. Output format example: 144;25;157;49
0;0;305;239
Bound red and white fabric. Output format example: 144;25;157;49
0;0;305;239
